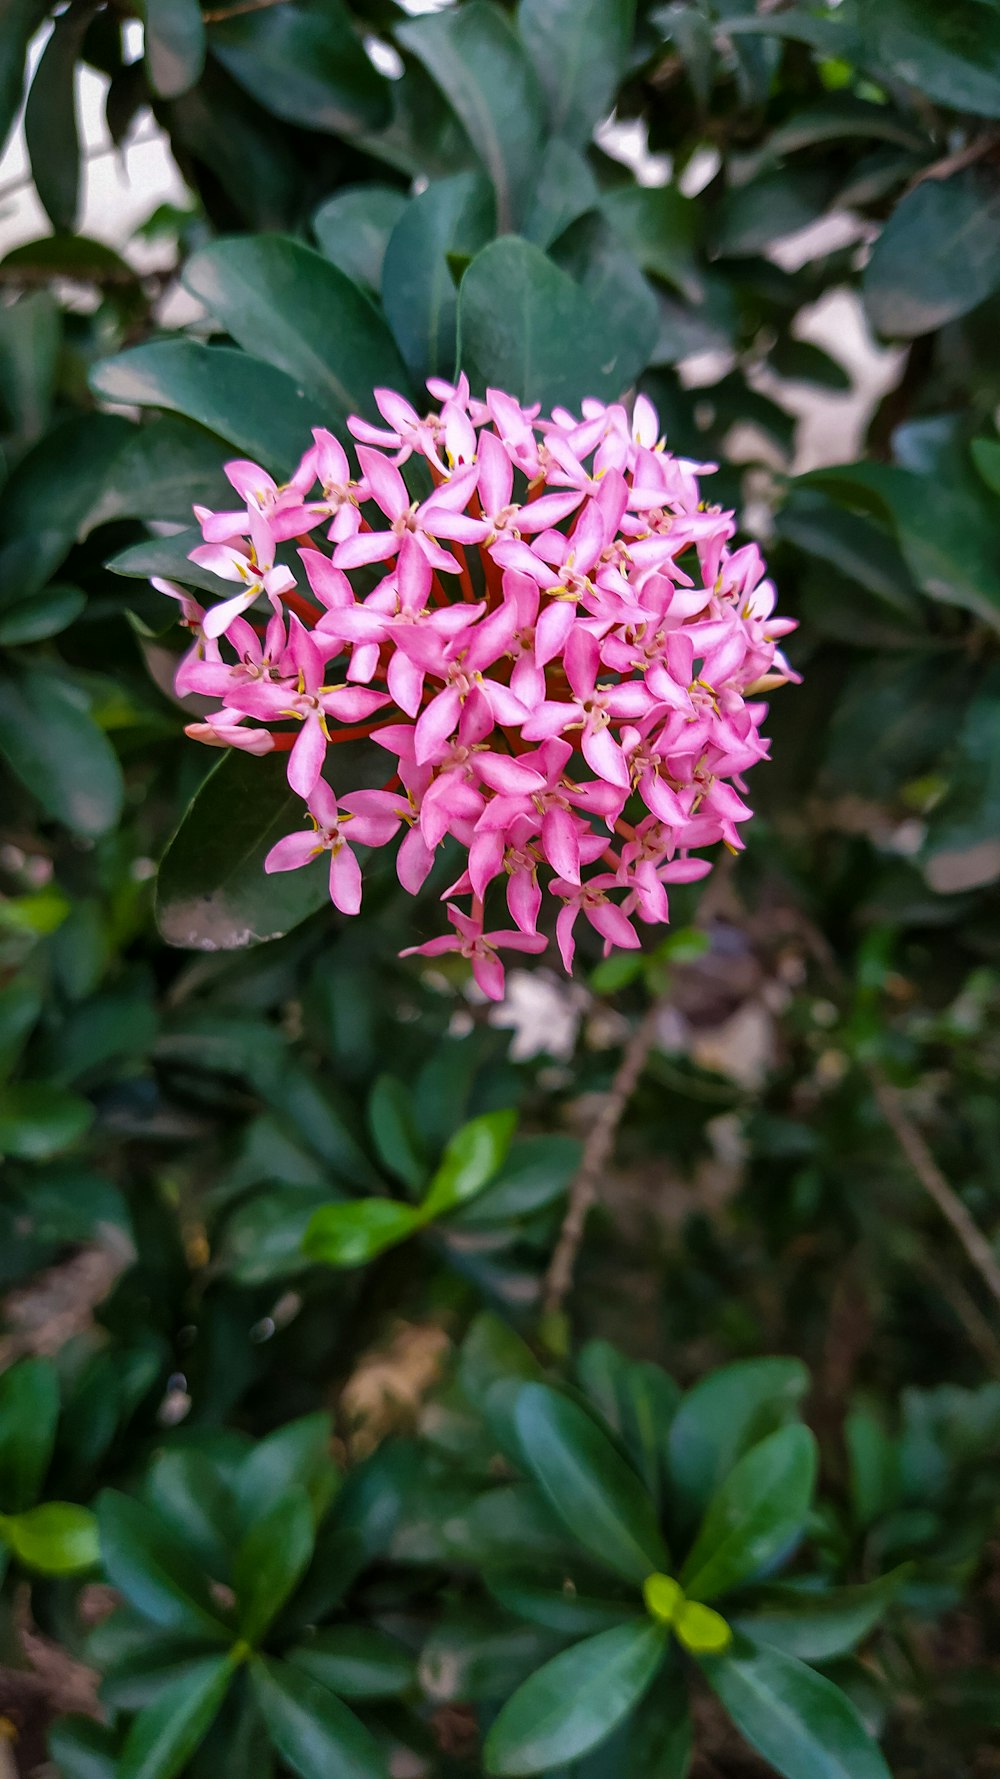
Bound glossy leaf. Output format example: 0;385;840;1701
860;0;1000;120
484;1620;668;1775
0;582;86;646
667;1357;809;1523
182;236;412;427
303;1197;422;1268
366;1075;427;1193
514;1383;670;1582
0;289;60;441
24;3;94;231
487;1570;639;1636
734;1571;905;1662
87;415;231;528
0;1501;99;1574
0;412;129;599
234;1414;336;1530
0;667;124;838
118;1654;236;1779
382;171;496;381
681;1425;817;1603
397;2;544;232
287;1626;413;1698
864;172;1000;338
451;1134;581;1228
155;750;329;951
518;0;635;147
251;1655;387;1779
601;184;700;301
313;186;408;296
0;1081;93;1160
90;343;329;480
459;236;641;411
700;1641;891;1779
421;1108;518;1218
235;1485;315;1645
1;0;48;159
145;0;205;98
97;1491;231;1639
210;0;389;135
0;1359;59;1512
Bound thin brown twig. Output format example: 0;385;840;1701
870;1067;1000;1313
543;997;666;1320
905;131;999;192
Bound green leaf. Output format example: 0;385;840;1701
182;236;412;428
0;1081;93;1161
864;172;1000;339
144;1449;235;1577
366;1075;427;1193
87;415;231;528
24;3;94;231
577;1344;679;1509
313;186;408;296
699;1641;891;1779
1;0;48;161
0;289;61;442
514;1383;670;1583
459;236;643;411
486;1570;639;1636
118;1653;236;1779
234;1414;336;1530
397;2;544;232
680;1425;818;1604
303;1197;421;1268
0;1359;59;1511
287;1626;413;1698
667;1357;809;1524
97;1491;232;1639
601;184;701;301
0;667;124;839
0;412;129;599
923;669;1000;892
713;168;833;258
845;1405;900;1528
421;1107;517;1218
523;138;599;251
145;0;205;98
235;1486;315;1645
734;1571;906;1662
484;1620;668;1775
518;0;635;147
251;1654;388;1779
0;1501;99;1573
382;171;496;382
155;750;329;951
106;527;228;596
0;582;86;646
209;0;389;136
451;1133;581;1228
47;1717;118;1779
860;0;1000;120
549;214;659;394
90;343;329;481
971;436;1000;495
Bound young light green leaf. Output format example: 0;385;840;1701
303;1198;421;1268
0;1502;99;1574
699;1640;891;1779
420;1108;518;1218
514;1383;670;1583
484;1620;668;1775
680;1425;817;1604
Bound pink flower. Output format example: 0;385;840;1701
265;779;399;914
401;904;546;1001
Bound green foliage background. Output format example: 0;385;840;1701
0;1;999;1774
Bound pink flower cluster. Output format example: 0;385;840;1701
162;382;796;1000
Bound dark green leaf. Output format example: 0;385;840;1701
0;1081;93;1160
166;63;302;231
97;1491;232;1638
47;1717;118;1779
106;527;228;596
235;1486;315;1645
382;171;496;382
923;669;1000;892
118;1654;236;1779
0;582;87;646
699;1641;891;1779
971;435;1000;494
0;1359;59;1512
419;1609;562;1705
459;236;643;411
680;1425;818;1604
251;1655;387;1779
577;1344;679;1509
422;1107;517;1218
210;0;389;135
90;343;329;481
144;1450;235;1577
861;0;1000;120
0;289;60;442
220;1186;330;1285
514;1383;669;1583
287;1626;413;1698
601;184;701;301
303;1197;421;1267
770;339;851;391
182;236;412;427
549;214;659;394
0;412;129;599
523;139;599;251
87;415;231;528
0;0;48;159
155;750;329;951
864;172;1000;339
667;1357;809;1524
145;0;205;98
0;667;124;839
0;1501;99;1574
313;186;408;296
518;0;634;147
734;1571;905;1661
451;1134;580;1227
366;1075;427;1193
713;169;833;258
24;4;94;231
234;1413;336;1530
486;1570;639;1635
397;2;544;232
484;1620;668;1775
